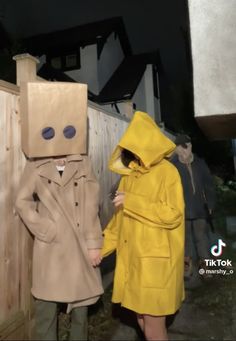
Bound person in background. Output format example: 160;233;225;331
172;134;216;278
102;111;185;341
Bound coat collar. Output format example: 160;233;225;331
35;154;84;186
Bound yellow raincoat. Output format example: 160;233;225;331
102;111;185;316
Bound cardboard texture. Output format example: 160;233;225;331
20;82;87;157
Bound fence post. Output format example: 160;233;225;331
13;53;39;86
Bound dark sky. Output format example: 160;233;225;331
0;0;189;83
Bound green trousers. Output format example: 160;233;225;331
34;299;88;340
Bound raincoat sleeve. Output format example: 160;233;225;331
15;161;57;243
123;170;184;229
83;157;103;249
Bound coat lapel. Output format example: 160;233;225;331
35;155;85;233
35;154;84;187
36;159;62;185
61;161;79;186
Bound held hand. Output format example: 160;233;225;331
88;249;102;267
112;192;125;207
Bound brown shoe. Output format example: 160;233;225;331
184;257;193;278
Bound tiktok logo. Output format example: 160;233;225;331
210;239;226;257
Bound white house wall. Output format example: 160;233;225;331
154;70;161;123
132;72;147;115
154;96;161;123
144;64;155;119
65;44;99;95
98;33;124;92
133;65;158;119
102;66;160;122
65;33;124;95
188;0;236;118
133;65;157;119
100;75;148;118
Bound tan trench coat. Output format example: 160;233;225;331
15;154;104;306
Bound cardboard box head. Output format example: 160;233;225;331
20;82;87;158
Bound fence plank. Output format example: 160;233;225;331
0;90;29;332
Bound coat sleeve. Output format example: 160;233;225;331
101;213;119;257
123;170;184;229
201;159;216;211
15;161;57;243
83;157;103;249
101;178;125;257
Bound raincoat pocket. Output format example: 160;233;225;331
140;257;171;288
141;227;170;258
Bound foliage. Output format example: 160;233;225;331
214;177;236;217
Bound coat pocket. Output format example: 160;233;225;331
140;227;170;258
140;257;172;289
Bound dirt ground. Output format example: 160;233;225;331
168;268;236;340
59;257;235;340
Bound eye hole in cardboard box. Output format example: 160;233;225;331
63;125;76;139
42;127;55;140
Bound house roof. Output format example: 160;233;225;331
95;51;163;104
38;51;163;104
37;50;163;104
23;17;132;58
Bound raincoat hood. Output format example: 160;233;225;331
109;111;176;174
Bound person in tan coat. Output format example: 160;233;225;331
15;82;103;340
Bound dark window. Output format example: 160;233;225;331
66;54;77;68
51;57;62;70
48;50;81;71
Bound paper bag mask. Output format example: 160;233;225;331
20;82;87;158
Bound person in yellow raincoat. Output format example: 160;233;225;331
102;111;185;341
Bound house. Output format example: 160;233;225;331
23;17;163;123
188;0;236;140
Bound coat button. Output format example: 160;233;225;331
77;223;80;227
74;182;78;186
124;240;127;243
75;202;79;206
48;180;51;184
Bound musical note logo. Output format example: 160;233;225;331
210;239;226;257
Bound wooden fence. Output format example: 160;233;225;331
88;104;128;226
0;79;128;339
0;82;31;340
